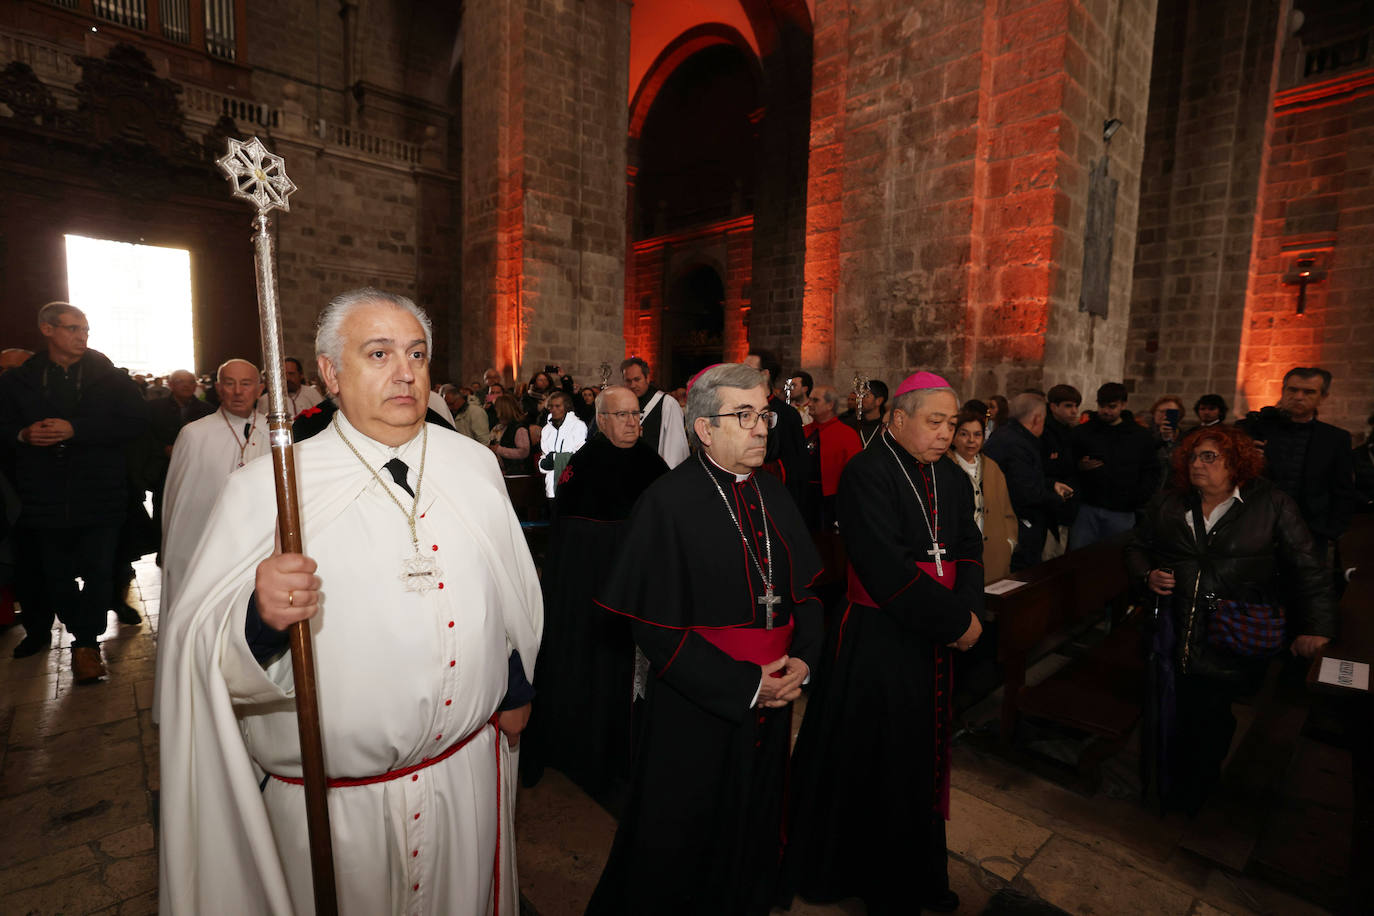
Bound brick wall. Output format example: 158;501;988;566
1125;0;1282;418
804;0;1154;402
461;0;630;389
1237;64;1374;433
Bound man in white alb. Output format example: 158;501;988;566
158;288;543;916
620;356;689;468
159;358;268;613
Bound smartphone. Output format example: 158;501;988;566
1164;408;1181;429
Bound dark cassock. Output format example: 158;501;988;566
519;430;668;797
784;374;984;916
587;452;824;915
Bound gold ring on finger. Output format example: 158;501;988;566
288;590;295;607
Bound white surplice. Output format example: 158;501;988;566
161;408;270;616
158;412;543;916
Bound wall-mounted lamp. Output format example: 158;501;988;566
1103;118;1123;143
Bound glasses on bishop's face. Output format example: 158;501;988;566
707;409;778;430
1190;450;1222;464
598;410;640;423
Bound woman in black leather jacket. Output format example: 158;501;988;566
1125;424;1336;813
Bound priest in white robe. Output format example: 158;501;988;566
158;288;543;916
159;358;268;615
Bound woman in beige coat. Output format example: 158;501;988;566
951;408;1018;582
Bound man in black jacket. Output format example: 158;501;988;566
1069;382;1158;548
1238;367;1356;559
1041;384;1081;557
984;393;1074;570
0;303;147;680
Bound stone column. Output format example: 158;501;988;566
461;0;631;388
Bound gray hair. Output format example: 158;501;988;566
891;385;959;416
1008;391;1048;423
315;288;433;367
813;385;839;409
686;363;770;447
37;301;82;328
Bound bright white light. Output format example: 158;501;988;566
64;235;196;377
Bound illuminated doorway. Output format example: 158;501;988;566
63;234;195;375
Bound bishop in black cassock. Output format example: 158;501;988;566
784;373;984;916
587;363;823;916
520;387;668;798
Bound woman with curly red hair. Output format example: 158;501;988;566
1125;424;1336;814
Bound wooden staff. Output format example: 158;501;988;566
217;137;338;916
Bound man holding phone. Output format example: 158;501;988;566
1069;382;1159;548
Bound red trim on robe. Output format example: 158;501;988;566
658;632;689;676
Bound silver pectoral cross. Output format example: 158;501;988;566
927;542;947;577
758;585;782;630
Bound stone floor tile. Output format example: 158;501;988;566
1;864;120;915
104;851;158;899
1190;901;1241;916
0;841;101;896
0;761;150;865
1017;835;1196;916
8;683;137;742
515;771;617;916
133;679;155;711
117;889;159;916
1;716;141;796
98;823;155;858
0;672;58;710
946;786;1053;881
1198;868;1333;916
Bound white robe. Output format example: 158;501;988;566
160;408;271;615
158;412;543;916
645;392;690;468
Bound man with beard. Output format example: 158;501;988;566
784;371;983;916
588;363;822;915
620;356;689;468
255;356;322;416
520;385;668;798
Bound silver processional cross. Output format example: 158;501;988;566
758;585;782;630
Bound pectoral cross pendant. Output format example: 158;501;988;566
400;552;441;594
758;585;782;630
927;542;947;577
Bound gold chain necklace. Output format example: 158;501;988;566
331;415;441;594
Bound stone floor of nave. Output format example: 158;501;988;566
0;558;1334;915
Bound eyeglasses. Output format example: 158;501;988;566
598;410;640;422
706;409;778;430
1190;450;1222;464
56;324;90;334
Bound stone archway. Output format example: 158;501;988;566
662;263;727;387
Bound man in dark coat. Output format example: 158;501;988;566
785;371;984;916
744;349;807;507
1069;381;1159;547
1238;366;1356;558
520;385;668;800
984;393;1074;570
587;363;822;916
1041;384;1081;554
0;302;147;679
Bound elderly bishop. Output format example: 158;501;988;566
784;371;984;916
158;289;543;915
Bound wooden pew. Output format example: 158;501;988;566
985;530;1137;743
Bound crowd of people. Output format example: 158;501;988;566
0;292;1368;915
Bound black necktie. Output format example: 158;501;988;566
244;423;252;441
383;458;414;497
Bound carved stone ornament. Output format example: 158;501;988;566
0;63;57;125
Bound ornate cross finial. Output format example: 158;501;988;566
216;136;297;213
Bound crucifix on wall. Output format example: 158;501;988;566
1281;255;1328;315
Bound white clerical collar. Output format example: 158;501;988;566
333;409;423;463
953;452;979;475
703;451;750;483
